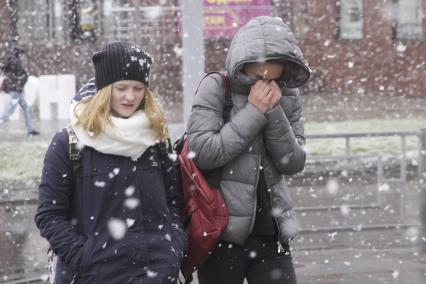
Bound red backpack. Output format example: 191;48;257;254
174;72;232;283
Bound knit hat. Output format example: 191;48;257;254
92;41;153;90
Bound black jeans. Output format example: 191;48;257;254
197;235;297;284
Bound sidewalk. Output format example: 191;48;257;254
2;120;426;284
293;246;426;284
187;246;426;284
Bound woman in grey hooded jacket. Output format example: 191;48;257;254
187;16;310;284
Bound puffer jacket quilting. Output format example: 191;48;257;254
187;16;309;245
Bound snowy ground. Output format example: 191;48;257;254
1;115;426;283
0;180;424;283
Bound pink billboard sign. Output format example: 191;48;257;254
179;0;271;39
204;0;270;38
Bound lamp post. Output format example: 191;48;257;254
182;0;204;124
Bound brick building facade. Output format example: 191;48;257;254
297;0;426;97
1;0;425;107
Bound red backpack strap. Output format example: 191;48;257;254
196;71;232;122
174;72;232;154
215;72;232;122
214;71;230;97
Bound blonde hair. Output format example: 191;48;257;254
74;84;169;140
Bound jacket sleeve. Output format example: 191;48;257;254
34;131;86;270
187;74;268;170
263;88;306;175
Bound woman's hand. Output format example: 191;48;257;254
248;80;273;113
267;80;283;110
248;80;283;113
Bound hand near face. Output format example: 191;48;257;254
267;80;283;110
248;80;283;113
248;80;272;113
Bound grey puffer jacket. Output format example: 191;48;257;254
187;16;310;245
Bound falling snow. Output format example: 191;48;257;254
126;218;135;228
1;1;426;283
124;198;140;209
187;151;196;159
94;180;106;188
107;219;127;240
147;269;158;278
125;185;135;196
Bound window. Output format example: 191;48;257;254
395;0;423;39
75;0;100;41
17;0;68;43
53;0;68;42
101;1;178;43
102;0;135;41
17;0;102;43
17;0;50;42
339;0;364;39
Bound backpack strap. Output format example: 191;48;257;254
174;71;232;153
199;71;232;123
194;71;232;189
158;138;173;157
215;72;232;123
47;126;83;282
65;124;83;175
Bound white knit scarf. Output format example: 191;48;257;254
70;102;158;161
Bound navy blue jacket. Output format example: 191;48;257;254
35;130;187;283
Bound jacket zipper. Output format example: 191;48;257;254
248;138;262;234
267;180;285;254
248;139;284;255
263;159;286;254
256;137;285;254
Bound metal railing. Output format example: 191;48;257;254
1;128;426;284
298;130;422;233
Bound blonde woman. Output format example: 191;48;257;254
35;41;186;284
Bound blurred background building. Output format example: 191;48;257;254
1;2;426;282
1;0;425;122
